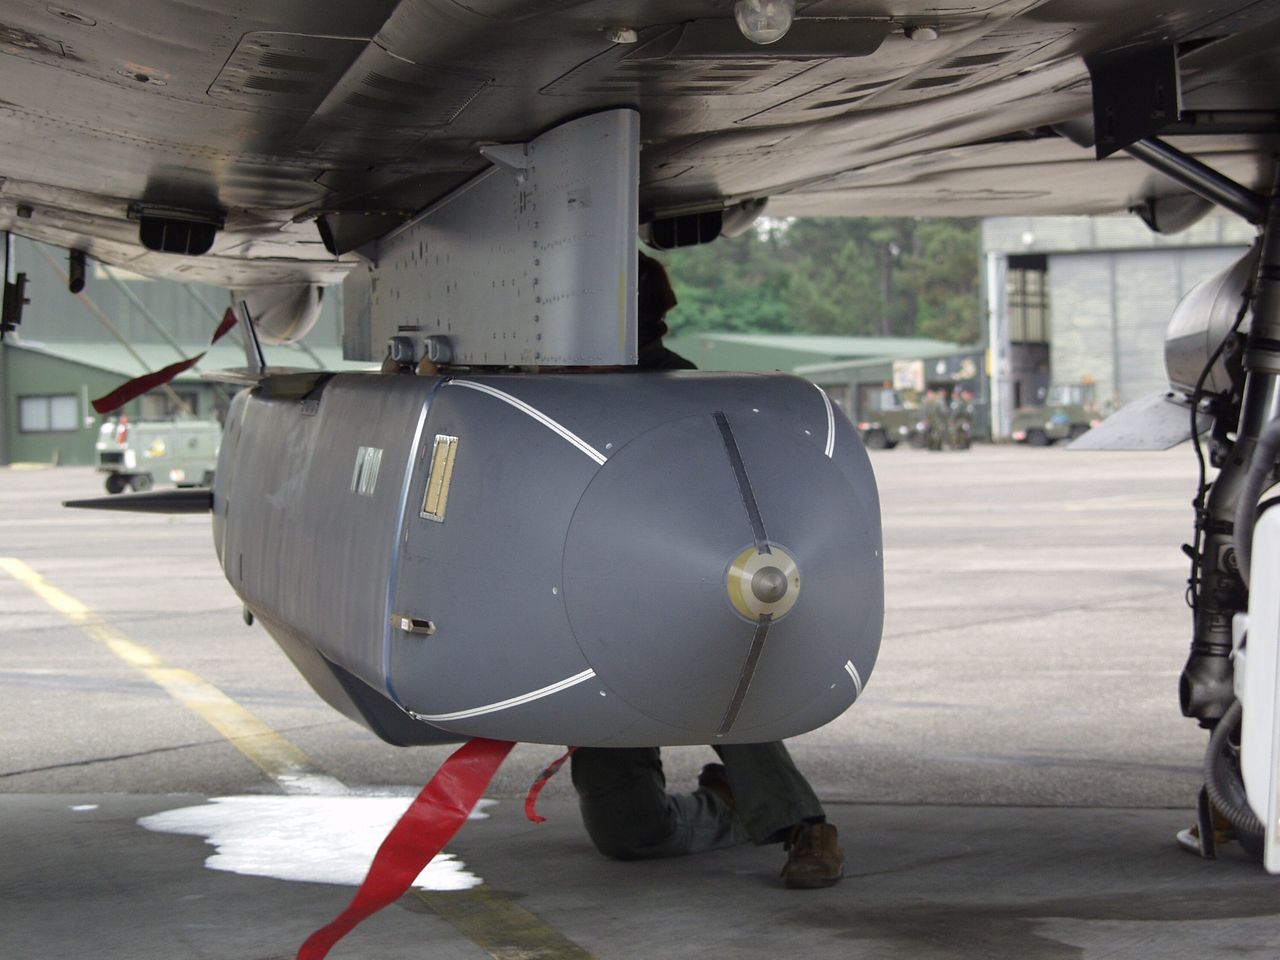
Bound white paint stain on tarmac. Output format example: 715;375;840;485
139;796;497;891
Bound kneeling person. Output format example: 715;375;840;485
569;253;844;889
571;743;844;888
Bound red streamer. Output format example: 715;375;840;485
92;307;238;414
210;307;238;344
296;737;515;960
524;746;577;824
92;355;205;414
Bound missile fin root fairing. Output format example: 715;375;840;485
213;371;883;748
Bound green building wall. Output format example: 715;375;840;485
1;346;147;465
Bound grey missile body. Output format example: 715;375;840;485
213;371;883;748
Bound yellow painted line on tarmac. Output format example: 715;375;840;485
0;556;315;784
1;556;598;960
416;886;597;959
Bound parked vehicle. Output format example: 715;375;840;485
1011;382;1102;445
95;416;221;494
857;389;922;449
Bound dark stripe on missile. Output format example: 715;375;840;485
63;488;213;513
713;411;769;554
716;614;772;737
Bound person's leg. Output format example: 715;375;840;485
571;746;747;860
713;741;843;889
712;741;824;844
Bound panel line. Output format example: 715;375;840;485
409;669;597;722
815;382;836;458
447;380;606;464
713;411;770;552
716;615;772;737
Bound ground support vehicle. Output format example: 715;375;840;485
95;417;221;494
1012;383;1102;445
857;390;922;449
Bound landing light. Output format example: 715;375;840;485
734;0;794;45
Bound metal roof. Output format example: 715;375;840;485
5;338;376;379
794;343;979;376
668;333;964;358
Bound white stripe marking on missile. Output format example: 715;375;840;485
816;384;835;458
447;381;607;465
844;660;863;699
411;669;598;722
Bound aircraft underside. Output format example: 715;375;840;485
0;1;1277;285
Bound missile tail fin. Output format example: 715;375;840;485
64;489;213;514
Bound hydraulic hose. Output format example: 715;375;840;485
1203;699;1265;838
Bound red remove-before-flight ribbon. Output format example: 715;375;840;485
92;307;238;414
524;746;576;824
296;737;515;960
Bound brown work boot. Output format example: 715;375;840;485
781;821;844;889
696;762;735;809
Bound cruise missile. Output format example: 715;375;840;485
203;370;882;748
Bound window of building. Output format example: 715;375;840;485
140;390;199;419
1007;254;1049;344
19;394;79;433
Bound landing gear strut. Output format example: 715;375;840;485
1110;119;1279;864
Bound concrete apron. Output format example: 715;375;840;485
3;794;1277;960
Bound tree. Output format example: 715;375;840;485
651;216;981;343
659;228;792;336
782;238;881;335
898;220;982;344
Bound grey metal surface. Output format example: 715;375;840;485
1069;390;1211;451
215;374;432;694
0;4;1279;286
356;110;639;366
1125;138;1268;224
215;371;881;747
6;451;1280;959
1166;246;1259;396
235;282;324;345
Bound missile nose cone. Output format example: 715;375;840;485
726;545;801;620
753;567;788;603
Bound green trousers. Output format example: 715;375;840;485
570;742;824;860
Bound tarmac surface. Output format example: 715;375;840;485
3;446;1278;959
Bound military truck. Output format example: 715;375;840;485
856;388;922;449
95;416;221;493
1010;382;1101;445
